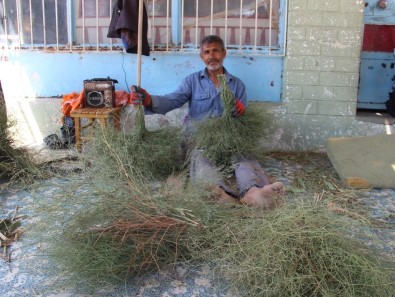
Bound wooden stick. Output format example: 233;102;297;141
136;0;144;88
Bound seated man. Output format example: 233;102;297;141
130;35;285;207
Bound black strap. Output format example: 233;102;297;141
117;0;123;10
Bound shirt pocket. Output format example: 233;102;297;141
194;92;210;101
190;92;212;119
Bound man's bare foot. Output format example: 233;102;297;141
212;186;240;205
240;182;285;208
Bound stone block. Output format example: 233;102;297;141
283;84;303;100
317;101;356;115
305;27;338;42
338;28;363;43
286;56;304;70
321;42;361;58
286;100;318;114
340;0;364;13
322;13;350;27
287;40;321;56
335;58;360;72
304;57;336;71
333;87;358;101
320;72;354;87
303;86;334;100
288;11;323;26
307;0;340;12
288;0;308;10
288;27;306;40
286;70;320;85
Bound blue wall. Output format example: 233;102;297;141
0;51;283;101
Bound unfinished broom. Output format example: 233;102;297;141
0;86;44;189
185;201;395;297
193;74;271;167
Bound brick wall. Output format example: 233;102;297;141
283;0;364;117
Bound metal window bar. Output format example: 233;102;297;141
239;0;243;52
96;0;99;49
42;0;46;48
29;0;33;48
194;0;199;51
151;0;156;51
181;0;184;50
67;0;73;51
82;0;85;51
254;0;258;52
270;0;274;51
224;0;228;47
209;0;213;35
17;0;21;48
109;0;113;50
1;0;8;49
166;0;169;51
56;0;60;50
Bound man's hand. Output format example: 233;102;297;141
130;85;152;107
232;98;245;117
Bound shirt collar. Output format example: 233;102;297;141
200;67;232;82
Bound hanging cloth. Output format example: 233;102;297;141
107;0;150;56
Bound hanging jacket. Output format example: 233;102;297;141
107;0;150;56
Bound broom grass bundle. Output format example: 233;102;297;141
45;170;395;296
44;171;217;287
193;74;271;167
85;105;184;183
41;104;188;286
49;197;195;284
185;201;395;297
0;91;44;189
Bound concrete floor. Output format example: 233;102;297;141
0;147;394;297
356;109;395;125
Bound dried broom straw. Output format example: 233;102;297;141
45;174;208;286
185;201;395;297
0;93;44;188
42;143;395;296
45;104;188;285
85;105;184;184
193;74;271;167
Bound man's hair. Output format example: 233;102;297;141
200;35;225;52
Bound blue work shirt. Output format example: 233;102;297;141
149;67;247;121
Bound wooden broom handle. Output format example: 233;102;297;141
136;0;144;88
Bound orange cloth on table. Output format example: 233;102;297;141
61;90;131;116
114;90;131;106
61;91;84;117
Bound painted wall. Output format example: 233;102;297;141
0;50;283;146
0;51;283;101
2;0;395;150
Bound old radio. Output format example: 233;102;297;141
83;78;118;107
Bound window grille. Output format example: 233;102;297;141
0;0;286;56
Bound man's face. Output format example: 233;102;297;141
200;42;227;71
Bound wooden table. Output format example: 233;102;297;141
70;107;122;152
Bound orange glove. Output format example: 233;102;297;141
130;85;152;107
232;98;245;117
